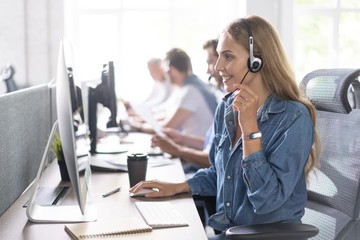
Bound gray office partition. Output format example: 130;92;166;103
0;84;52;216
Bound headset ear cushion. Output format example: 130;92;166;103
248;56;262;73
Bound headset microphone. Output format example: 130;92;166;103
240;69;250;84
229;69;249;97
208;75;212;82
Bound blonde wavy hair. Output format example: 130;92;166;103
225;15;321;179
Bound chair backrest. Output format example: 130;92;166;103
299;68;360;240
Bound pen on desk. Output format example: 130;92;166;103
102;187;121;198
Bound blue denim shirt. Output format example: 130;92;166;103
186;94;314;231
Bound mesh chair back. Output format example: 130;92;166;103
300;68;360;240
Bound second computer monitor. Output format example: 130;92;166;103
88;61;119;153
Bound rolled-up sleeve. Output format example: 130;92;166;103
187;165;217;196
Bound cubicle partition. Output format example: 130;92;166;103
0;84;54;216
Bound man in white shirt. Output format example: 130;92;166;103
133;48;217;138
158;48;217;137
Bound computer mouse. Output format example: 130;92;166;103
129;188;158;197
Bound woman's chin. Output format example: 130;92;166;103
224;84;237;93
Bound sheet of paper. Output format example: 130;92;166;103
129;102;166;138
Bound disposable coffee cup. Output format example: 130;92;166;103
127;153;148;187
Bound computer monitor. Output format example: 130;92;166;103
102;62;117;128
88;61;127;154
26;38;97;223
67;67;85;134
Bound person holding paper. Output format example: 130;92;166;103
123;57;173;116
151;127;210;169
144;57;173;107
130;48;218;138
150;39;225;172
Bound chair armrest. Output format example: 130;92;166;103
225;222;319;240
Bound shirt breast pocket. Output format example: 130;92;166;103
214;135;227;173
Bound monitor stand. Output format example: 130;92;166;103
35;185;70;206
26;121;97;223
27;202;97;223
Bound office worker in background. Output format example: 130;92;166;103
142;57;173;108
203;39;225;103
151;39;226;172
130;15;321;236
123;57;172;114
131;47;218;138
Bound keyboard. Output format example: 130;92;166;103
135;201;189;228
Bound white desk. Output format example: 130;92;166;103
0;133;207;240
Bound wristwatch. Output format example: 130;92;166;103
242;131;262;140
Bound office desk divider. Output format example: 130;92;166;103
0;84;53;216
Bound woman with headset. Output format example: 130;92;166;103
130;15;321;235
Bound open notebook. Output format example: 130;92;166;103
65;217;152;239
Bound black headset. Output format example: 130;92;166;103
241;19;263;73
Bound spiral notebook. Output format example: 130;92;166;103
64;217;152;239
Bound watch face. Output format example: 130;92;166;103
249;132;262;139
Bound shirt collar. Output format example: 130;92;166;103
259;95;287;122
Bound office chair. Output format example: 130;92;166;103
225;68;360;240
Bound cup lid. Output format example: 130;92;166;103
127;153;148;160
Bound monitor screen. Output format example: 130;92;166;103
56;38;90;215
88;61;122;154
102;61;117;128
26;38;97;222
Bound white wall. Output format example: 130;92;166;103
246;0;294;62
0;0;26;87
0;0;63;88
0;0;292;89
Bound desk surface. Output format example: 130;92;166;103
0;133;208;240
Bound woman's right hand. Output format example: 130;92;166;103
129;180;190;198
